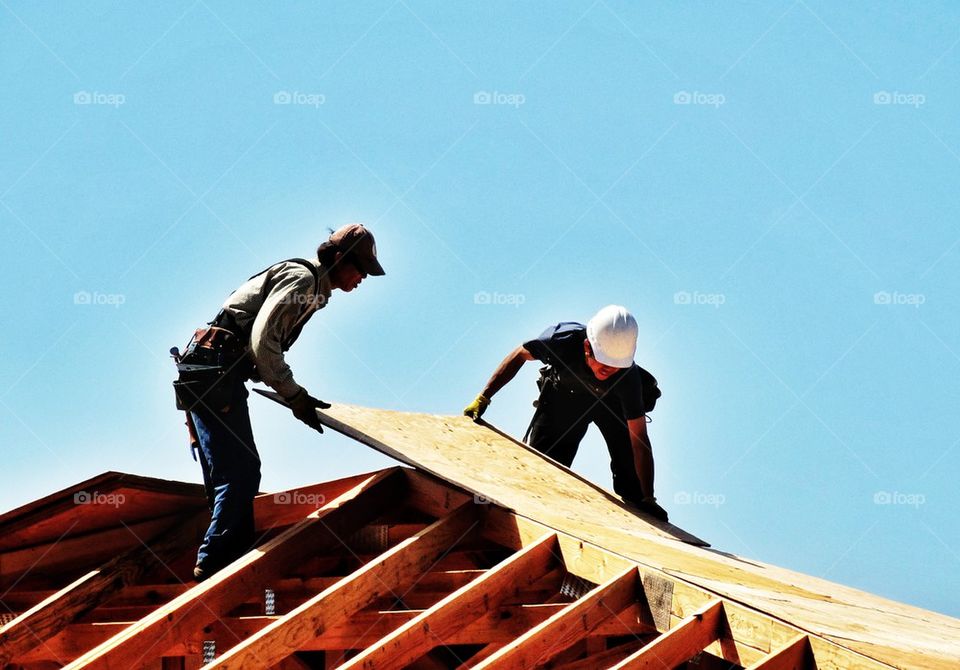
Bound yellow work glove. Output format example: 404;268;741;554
463;393;490;421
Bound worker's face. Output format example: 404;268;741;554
331;253;366;292
584;340;621;381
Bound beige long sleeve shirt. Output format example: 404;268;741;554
219;259;332;399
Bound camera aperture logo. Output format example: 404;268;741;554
273;90;326;108
273;490;326;508
74;490;126;508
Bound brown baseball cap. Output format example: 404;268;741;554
329;223;385;276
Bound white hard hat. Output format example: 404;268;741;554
586;305;638;368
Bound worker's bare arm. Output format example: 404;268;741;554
626;416;668;521
627;416;655;500
482;345;535;399
465;346;534;420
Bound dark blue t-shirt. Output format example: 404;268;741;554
523;322;658;420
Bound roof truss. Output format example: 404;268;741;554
0;467;902;669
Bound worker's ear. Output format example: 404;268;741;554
329;251;352;278
583;339;592;358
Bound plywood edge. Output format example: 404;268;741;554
476;416;709;546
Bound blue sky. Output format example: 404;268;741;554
1;1;957;617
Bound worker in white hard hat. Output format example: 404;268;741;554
464;305;669;521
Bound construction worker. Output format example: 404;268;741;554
464;305;669;521
178;224;385;580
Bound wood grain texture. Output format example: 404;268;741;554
339;532;559;670
205;502;482;669
610;599;725;669
0;472;207;552
309;401;960;670
0;512;206;665
62;468;405;670
746;634;812;670
472;565;644;669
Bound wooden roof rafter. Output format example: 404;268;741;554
0;401;956;668
3;465;907;669
60;467;409;669
205;501;484;668
338;532;560;670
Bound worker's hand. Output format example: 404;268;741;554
287;388;331;431
463;393;490;421
637;497;669;522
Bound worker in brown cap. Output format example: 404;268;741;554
173;223;385;580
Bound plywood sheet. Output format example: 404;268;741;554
297;399;960;670
254;389;704;546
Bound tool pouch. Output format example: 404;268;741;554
534;365;561;404
173;326;246;413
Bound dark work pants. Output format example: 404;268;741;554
527;383;645;505
190;378;261;572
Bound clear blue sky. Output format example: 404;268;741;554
1;2;957;617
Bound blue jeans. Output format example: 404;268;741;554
190;377;261;571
